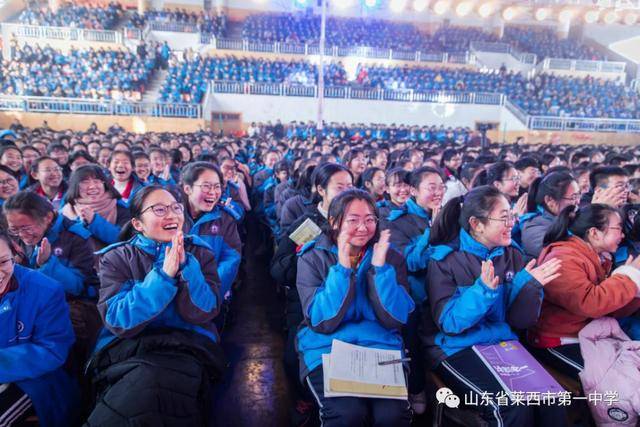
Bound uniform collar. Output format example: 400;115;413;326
405;198;431;220
459;228;505;260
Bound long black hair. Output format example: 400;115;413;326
526;172;576;214
429;185;506;246
65;164;121;204
542;204;620;246
310;163;352;204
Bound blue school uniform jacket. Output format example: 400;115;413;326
0;265;78;427
295;234;415;379
419;229;544;369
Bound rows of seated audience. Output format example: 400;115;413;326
503;26;605;62
157;54;637;119
1;43;162;101
1;119;640;426
159;54;348;103
128;9;227;37
17;2;124;30
240;12;603;61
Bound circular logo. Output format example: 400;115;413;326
608;408;629;422
16;321;24;333
210;224;219;234
53;247;63;257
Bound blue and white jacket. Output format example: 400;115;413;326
295;233;415;379
94;234;221;351
0;265;79;427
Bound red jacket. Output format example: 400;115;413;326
529;236;640;348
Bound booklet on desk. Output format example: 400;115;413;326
472;340;565;401
322;339;408;400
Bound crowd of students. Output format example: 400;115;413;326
240;12;603;62
17;2;124;30
2;43;162;101
1;120;639;426
127;8;227;36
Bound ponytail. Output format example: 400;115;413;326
543;203;619;247
542;205;576;246
429;196;463;246
526;176;543;213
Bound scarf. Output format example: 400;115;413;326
62;192;118;225
112;178;134;201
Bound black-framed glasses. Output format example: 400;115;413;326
194;183;222;193
561;194;581;202
140;202;184;218
482;215;516;227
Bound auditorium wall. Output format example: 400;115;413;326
0;112;205;133
209;92;526;130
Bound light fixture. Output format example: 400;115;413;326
502;6;516;21
389;0;407;13
334;0;354;9
413;0;428;12
624;12;638;25
584;9;600;24
364;0;378;7
478;3;493;18
604;10;619;24
456;1;472;16
534;8;550;21
433;0;449;15
558;9;574;24
294;0;307;7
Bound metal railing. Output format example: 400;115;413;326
528;116;640;133
541;58;626;74
2;23;123;43
148;21;199;33
0;95;202;118
470;41;538;66
504;99;530;125
209;81;505;106
207;37;473;65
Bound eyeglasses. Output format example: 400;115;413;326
425;184;446;193
194;183;222;193
344;216;378;229
140;202;184;218
7;224;36;236
501;176;521;183
561;194;581;202
606;226;623;233
0;178;16;187
40;167;62;174
482;215;516;227
79;179;104;190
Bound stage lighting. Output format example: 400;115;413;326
433;0;449;15
456;1;472;16
534;8;550;21
604;10;619;24
478;3;493;18
558;9;574;24
390;0;407;13
364;0;378;7
584;9;599;24
294;0;307;7
413;0;428;12
624;12;638;25
502;6;516;21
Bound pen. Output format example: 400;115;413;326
378;357;411;366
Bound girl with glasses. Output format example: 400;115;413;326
182;162;241;304
519;172;581;260
61;164;131;248
86;185;223;425
297;189;414;426
4;191;100;365
421;186;564;426
28;156;67;210
529;204;640;381
0;230;79;426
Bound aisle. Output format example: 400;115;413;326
213;236;292;427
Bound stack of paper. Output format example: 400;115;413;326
322;339;408;399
